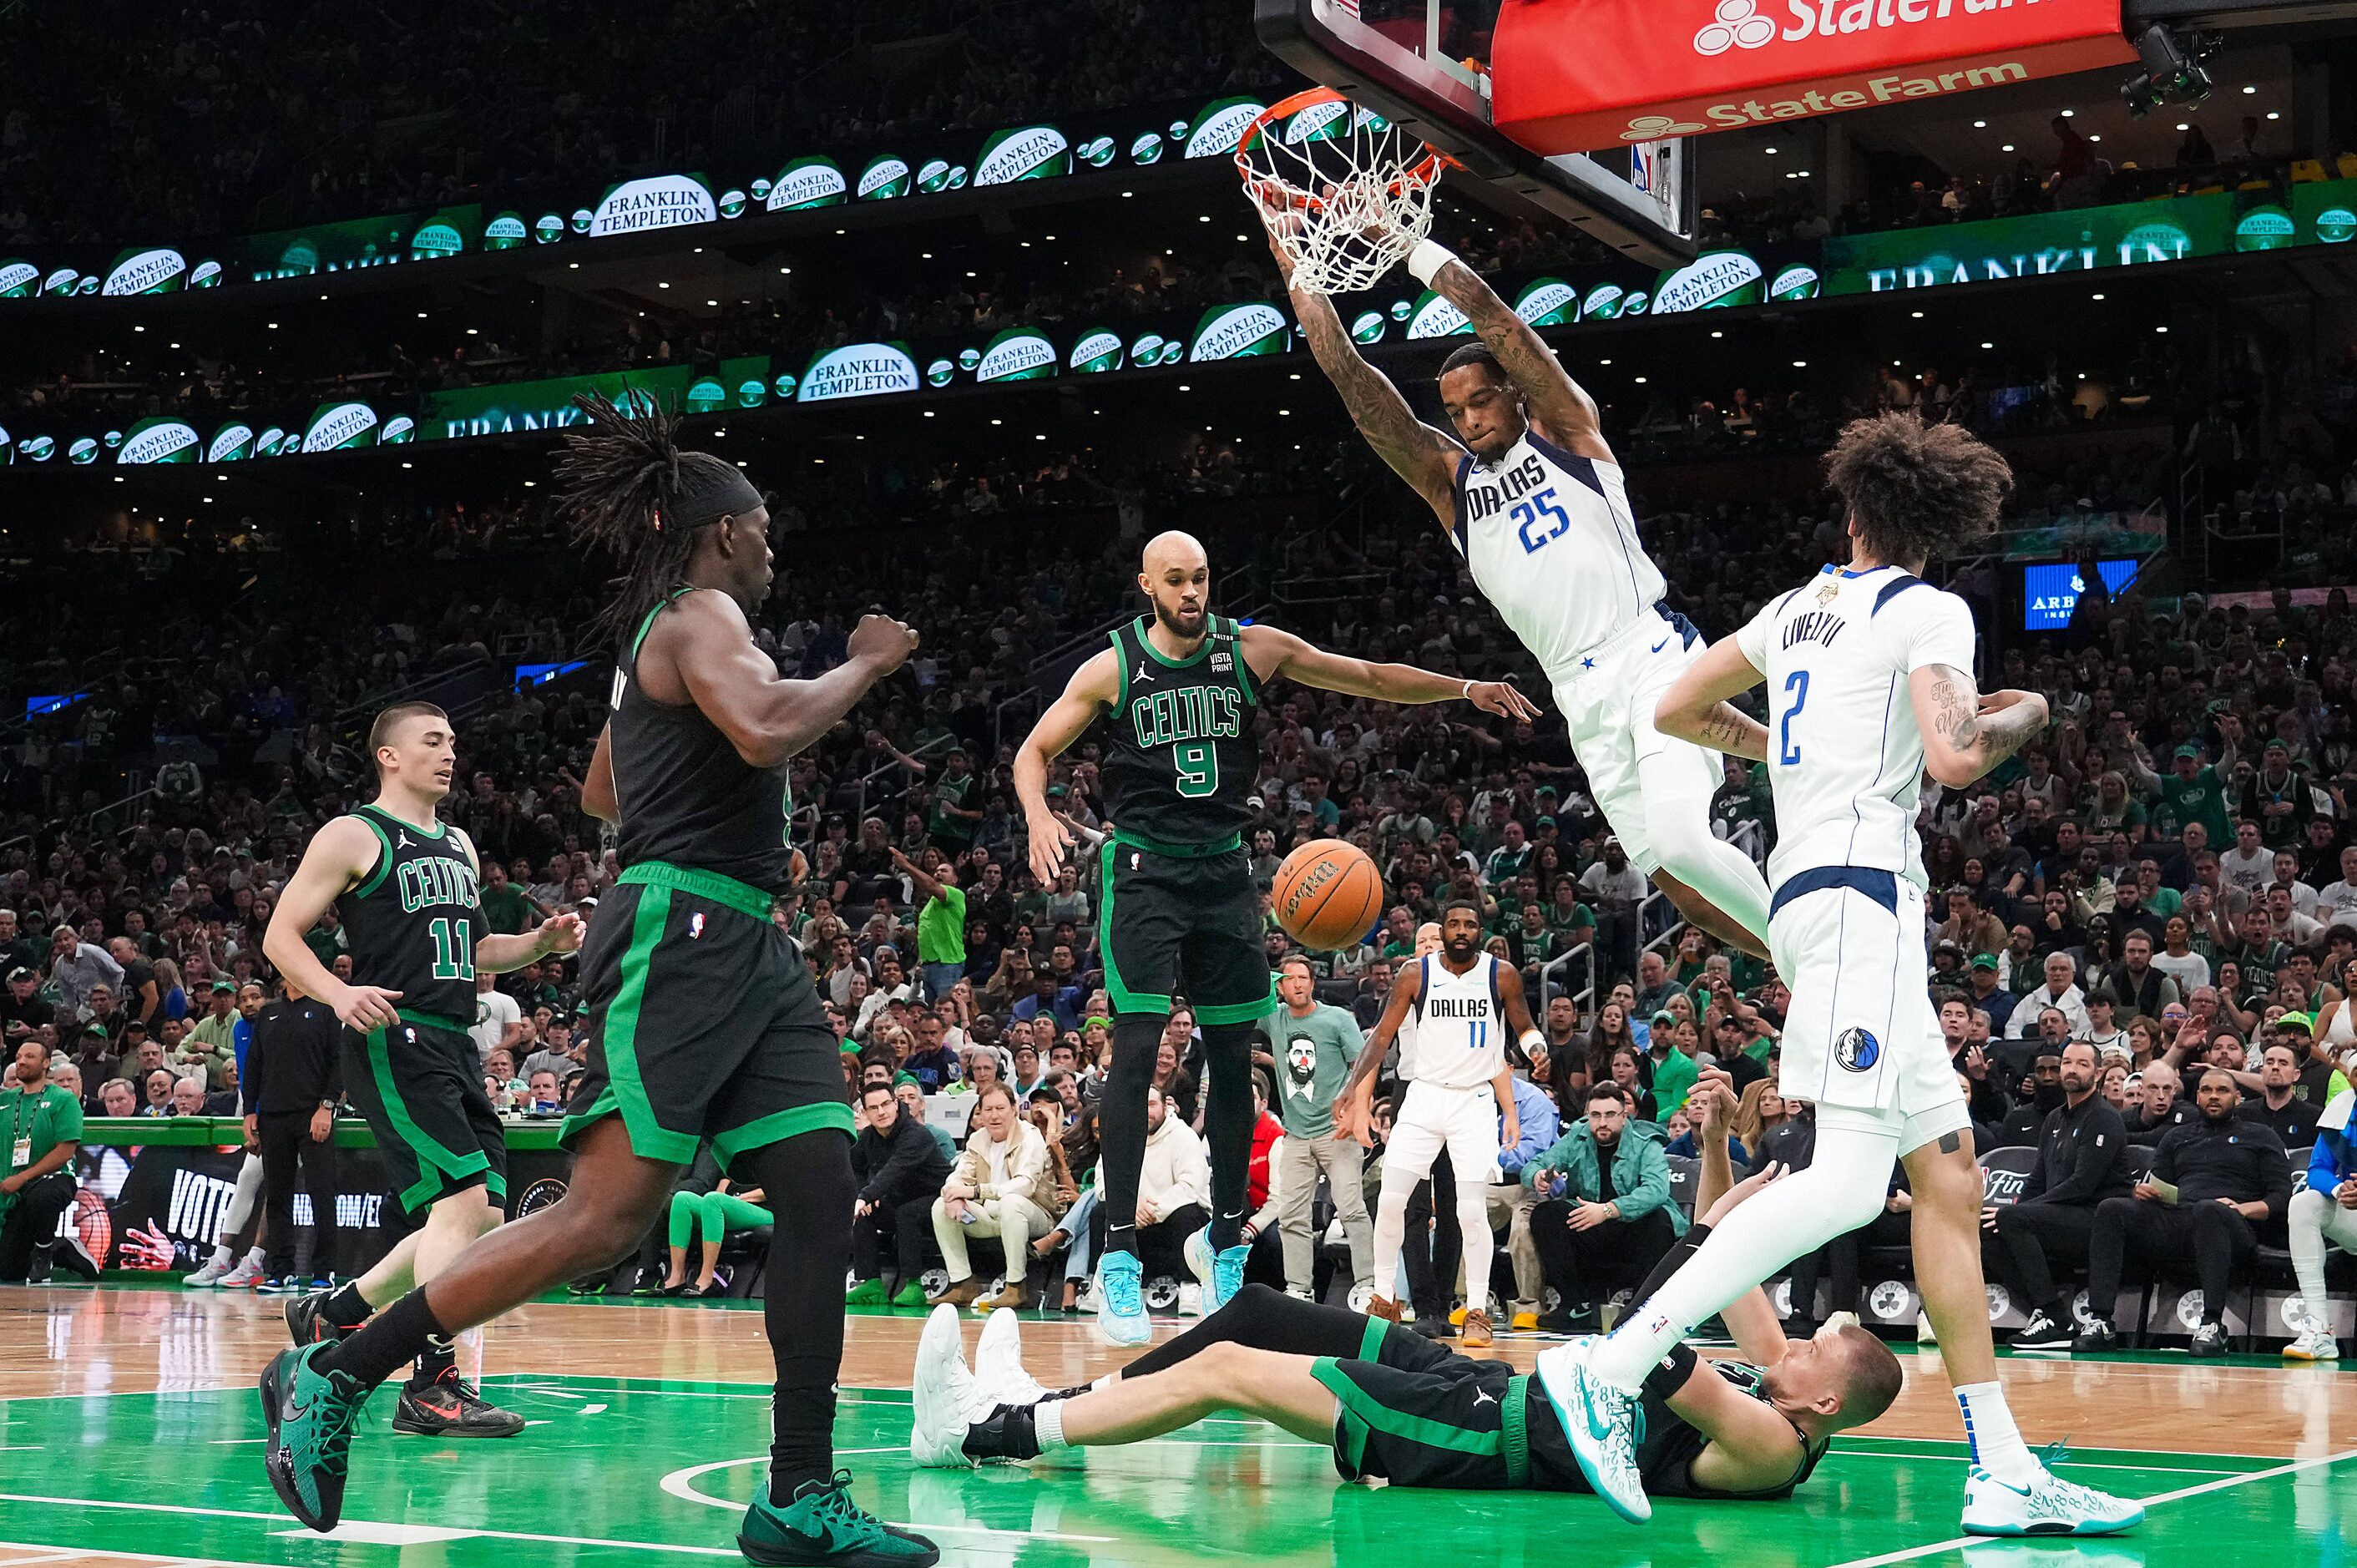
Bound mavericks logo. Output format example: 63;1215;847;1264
591;175;717;236
766;157;847;210
976;329;1057;383
975;126;1070;185
1405;291;1473;340
798;343;920;402
1068;331;1124;373
1833;1027;1879;1073
302;401;380;453
1188;303;1287;362
102;248;188;296
118;418;200;465
1651;250;1763;313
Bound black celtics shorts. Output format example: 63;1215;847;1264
343;1014;508;1216
562;861;852;1172
1313;1316;1578;1491
1096;837;1273;1024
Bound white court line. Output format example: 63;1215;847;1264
0;1539;287;1568
659;1454;1119;1540
1823;1450;2245;1477
1821;1445;2357;1568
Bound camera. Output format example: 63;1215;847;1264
2120;23;2220;118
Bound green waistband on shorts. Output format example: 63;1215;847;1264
1502;1374;1532;1488
397;1008;471;1034
1111;827;1242;859
620;860;776;919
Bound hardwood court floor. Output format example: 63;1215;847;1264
0;1284;2349;1568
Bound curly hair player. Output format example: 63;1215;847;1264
260;393;938;1568
911;1068;1899;1510
1549;414;2142;1538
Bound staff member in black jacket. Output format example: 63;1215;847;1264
846;1081;952;1306
246;981;345;1287
1985;1042;2132;1349
2075;1067;2294;1358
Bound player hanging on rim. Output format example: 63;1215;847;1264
1333;900;1535;1345
260;393;939;1568
910;1068;1900;1512
1545;413;2141;1538
260;701;584;1441
1015;529;1539;1346
1268;212;1773;959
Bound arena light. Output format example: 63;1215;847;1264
133;324;144;332
1763;145;1778;154
2242;84;2256;94
2091;292;2106;300
2001;144;2016;152
1972;120;1986;129
2060;109;2075;118
1981;341;1994;348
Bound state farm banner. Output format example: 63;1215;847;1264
1491;0;2136;154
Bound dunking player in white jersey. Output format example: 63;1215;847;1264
1534;415;2139;1540
1275;218;1773;956
1334;903;1534;1346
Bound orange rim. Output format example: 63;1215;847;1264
1233;85;1449;210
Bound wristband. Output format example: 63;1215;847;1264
1519;1029;1545;1056
1406;239;1458;288
1641;1341;1701;1402
1462;678;1475;700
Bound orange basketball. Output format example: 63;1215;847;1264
1271;840;1385;953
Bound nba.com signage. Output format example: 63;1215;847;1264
1490;0;2135;153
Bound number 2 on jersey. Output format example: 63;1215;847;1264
1778;670;1809;766
1174;741;1217;799
1511;486;1570;554
428;916;475;981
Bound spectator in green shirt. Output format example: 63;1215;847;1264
928;750;981;851
0;1037;92;1282
479;860;540;937
1643;1010;1700;1117
2156;743;2233;847
895;846;967;1004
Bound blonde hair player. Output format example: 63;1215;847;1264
1546;414;2141;1540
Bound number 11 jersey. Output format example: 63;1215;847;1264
334;802;486;1024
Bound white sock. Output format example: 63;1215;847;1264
1955;1381;2037;1485
245;1246;266;1266
1034;1399;1070;1453
208;1244;234;1267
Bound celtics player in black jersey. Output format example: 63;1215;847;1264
1015;529;1537;1345
261;394;937;1568
260;700;584;1439
913;1068;1900;1517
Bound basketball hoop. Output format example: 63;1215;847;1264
1235;87;1450;296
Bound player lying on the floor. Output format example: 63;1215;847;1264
913;1090;1899;1506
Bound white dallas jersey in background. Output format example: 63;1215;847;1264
1449;431;1663;673
1735;564;1977;894
1403;952;1508;1090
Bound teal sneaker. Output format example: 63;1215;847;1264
260;1343;367;1531
738;1469;939;1566
1093;1252;1151;1348
1182;1228;1251;1314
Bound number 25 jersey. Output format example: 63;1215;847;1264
1449;430;1662;674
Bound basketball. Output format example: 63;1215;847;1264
1271;840;1384;953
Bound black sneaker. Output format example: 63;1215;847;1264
260;1343;367;1531
631;1270;665;1297
286;1291;354;1348
566;1274;610;1297
2072;1318;2120;1353
45;1233;99;1281
392;1373;527;1438
2188;1321;2228;1358
739;1469;938;1566
2012;1310;2075;1351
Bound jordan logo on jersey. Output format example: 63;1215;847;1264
396;831;414;849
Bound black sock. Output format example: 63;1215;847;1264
322;1282;373;1332
322;1289;447;1392
1120;1282;1365;1379
1200;1023;1257;1252
964;1403;1040;1462
735;1130;857;1505
1095;1014;1163;1258
411;1336;457;1388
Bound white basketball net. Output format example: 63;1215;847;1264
1238;98;1445;296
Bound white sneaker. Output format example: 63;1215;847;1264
910;1305;993;1469
185;1252;235;1287
1961;1464;2144;1536
1346;1284;1373;1314
2283;1326;2340;1361
1075;1278;1100;1313
974;1308;1050;1408
219;1257;266;1288
1176;1283;1204;1318
1916;1310;1938;1346
1534;1337;1651;1524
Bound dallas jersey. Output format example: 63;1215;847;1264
1734;564;1977;895
1404;953;1508;1090
1449;431;1662;673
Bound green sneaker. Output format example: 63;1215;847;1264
844;1279;887;1306
889;1280;928;1309
260;1343;368;1531
738;1469;938;1566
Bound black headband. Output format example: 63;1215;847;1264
659;468;766;533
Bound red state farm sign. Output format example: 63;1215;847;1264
1490;0;2135;154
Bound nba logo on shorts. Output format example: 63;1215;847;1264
1834;1027;1879;1072
690;913;706;939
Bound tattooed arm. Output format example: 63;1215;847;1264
1914;665;2050;788
1264;218;1460;524
1424;255;1611;464
1653;635;1772;762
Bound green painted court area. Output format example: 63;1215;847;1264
0;1371;2346;1568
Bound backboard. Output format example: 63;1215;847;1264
1254;0;1697;266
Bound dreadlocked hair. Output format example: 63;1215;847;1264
554;390;747;646
1823;411;2013;569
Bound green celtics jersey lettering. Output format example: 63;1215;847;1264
1096;615;1258;847
333;803;486;1019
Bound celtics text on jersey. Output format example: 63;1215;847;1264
334;803;487;1022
